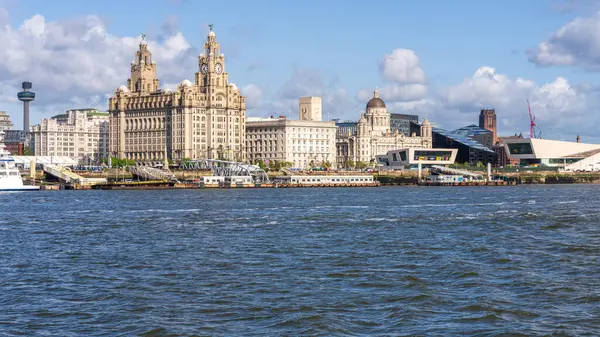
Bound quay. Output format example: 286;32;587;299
88;180;380;190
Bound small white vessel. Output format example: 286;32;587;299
0;130;39;191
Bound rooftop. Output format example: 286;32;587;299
432;127;495;153
453;124;492;137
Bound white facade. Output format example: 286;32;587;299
503;138;600;168
30;109;109;163
0;112;14;132
246;116;337;169
377;147;458;169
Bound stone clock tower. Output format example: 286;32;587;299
109;29;246;163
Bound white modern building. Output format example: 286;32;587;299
376;147;458;169
503;137;600;170
246;116;337;169
30;108;110;163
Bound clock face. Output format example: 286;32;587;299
200;63;208;74
215;63;223;75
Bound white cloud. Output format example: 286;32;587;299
260;68;356;119
241;84;262;110
439;66;594;138
357;84;428;103
0;12;200;115
355;48;429;116
527;11;600;70
379;49;427;84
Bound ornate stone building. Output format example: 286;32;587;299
336;89;432;167
108;29;246;163
30;109;109;163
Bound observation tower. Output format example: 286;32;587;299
17;81;35;132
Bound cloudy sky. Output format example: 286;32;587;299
1;0;599;141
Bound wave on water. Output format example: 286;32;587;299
0;186;598;335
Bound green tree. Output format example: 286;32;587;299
476;161;484;168
345;159;355;169
108;156;135;168
321;161;331;169
23;147;33;156
256;160;267;170
356;161;369;169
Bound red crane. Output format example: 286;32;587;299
527;100;536;139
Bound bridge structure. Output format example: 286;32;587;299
180;159;270;183
429;165;484;179
129;166;179;183
43;164;107;186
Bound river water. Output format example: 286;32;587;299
1;186;599;336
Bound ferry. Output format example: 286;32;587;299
0;131;39;191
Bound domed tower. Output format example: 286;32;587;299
365;88;389;135
127;35;160;93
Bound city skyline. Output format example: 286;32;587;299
0;0;599;141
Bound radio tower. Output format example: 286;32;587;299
17;81;35;132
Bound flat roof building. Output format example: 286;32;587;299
376;147;458;169
502;137;600;169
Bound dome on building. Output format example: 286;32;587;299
208;31;216;37
181;79;193;87
366;88;386;109
117;85;129;93
164;88;173;93
230;83;237;89
422;118;431;126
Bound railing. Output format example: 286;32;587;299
129;166;179;183
43;164;107;185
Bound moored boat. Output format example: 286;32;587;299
0;131;39;191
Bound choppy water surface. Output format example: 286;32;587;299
1;185;600;336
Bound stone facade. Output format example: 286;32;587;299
0;111;13;132
246;116;337;169
30;109;109;162
108;29;246;163
336;89;432;167
299;96;322;121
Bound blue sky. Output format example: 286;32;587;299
1;0;599;140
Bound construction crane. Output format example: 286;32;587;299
527;100;537;139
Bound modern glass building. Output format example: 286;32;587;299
431;127;497;166
390;113;418;136
410;121;497;166
333;120;358;137
452;124;494;149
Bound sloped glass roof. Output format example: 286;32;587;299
432;127;495;153
453;124;492;137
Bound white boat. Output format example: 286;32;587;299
0;130;39;191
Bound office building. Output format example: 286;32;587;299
30;108;109;163
390;113;418;136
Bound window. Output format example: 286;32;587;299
507;143;533;155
